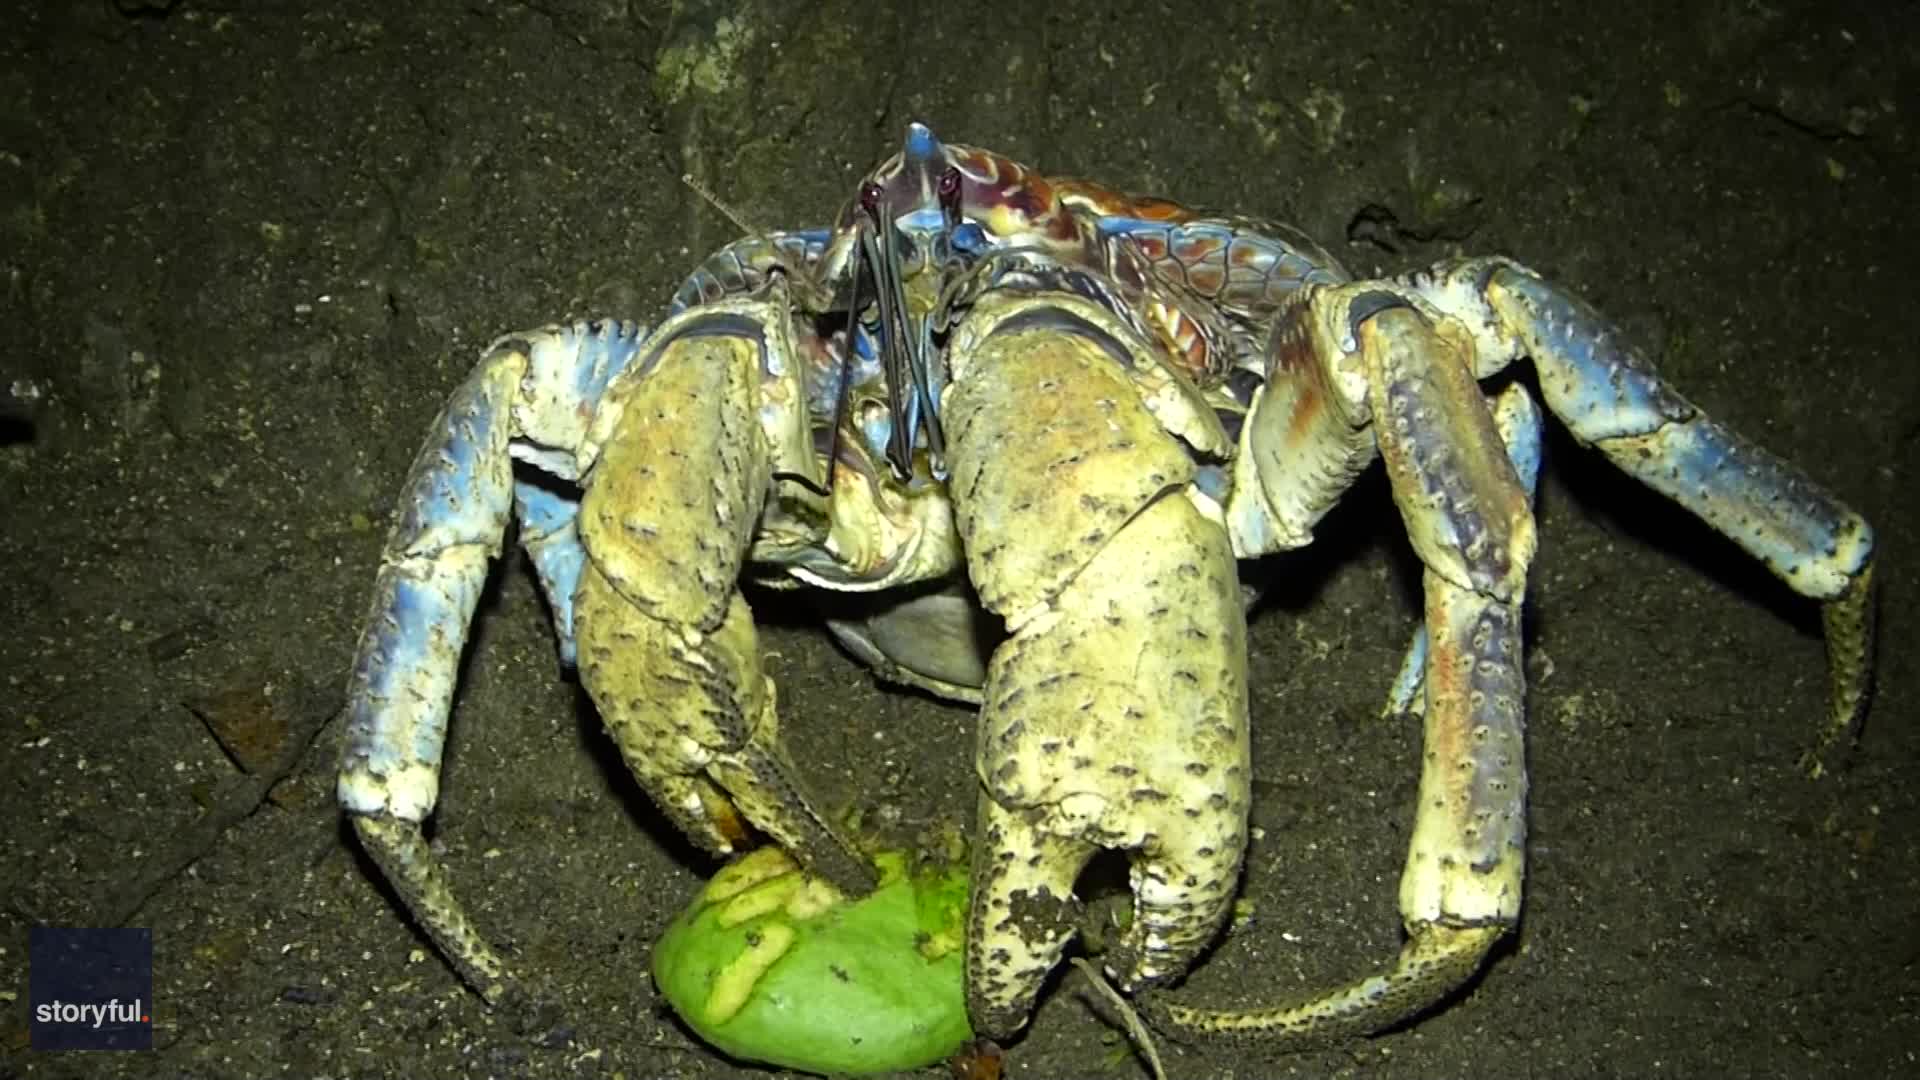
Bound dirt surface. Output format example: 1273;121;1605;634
3;1;1916;1077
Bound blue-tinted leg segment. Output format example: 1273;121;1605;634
513;478;584;666
341;322;646;823
338;319;648;1004
341;357;520;823
1483;265;1871;596
1383;627;1428;718
1481;264;1875;770
337;352;523;1003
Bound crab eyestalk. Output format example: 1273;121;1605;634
825;123;1003;486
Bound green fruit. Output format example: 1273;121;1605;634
651;846;973;1076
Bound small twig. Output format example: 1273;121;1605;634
1070;957;1168;1080
95;679;340;926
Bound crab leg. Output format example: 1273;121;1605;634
1154;290;1536;1046
1442;258;1876;769
1155;257;1874;1045
1384;385;1544;718
668;228;835;315
340;293;871;1005
943;288;1250;1038
339;319;649;1001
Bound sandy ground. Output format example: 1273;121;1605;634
3;1;1916;1077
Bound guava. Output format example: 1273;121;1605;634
651;846;972;1075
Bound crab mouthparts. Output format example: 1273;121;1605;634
853;202;949;483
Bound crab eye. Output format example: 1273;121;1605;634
936;166;962;209
950;221;988;255
858;181;884;217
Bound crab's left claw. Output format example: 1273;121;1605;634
340;284;876;1007
939;285;1251;1038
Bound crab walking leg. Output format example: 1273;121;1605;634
944;292;1250;1038
513;480;588;666
1153;296;1534;1046
1383;385;1544;718
339;320;649;1001
571;310;875;895
1453;261;1876;770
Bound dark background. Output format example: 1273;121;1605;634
2;1;1915;1076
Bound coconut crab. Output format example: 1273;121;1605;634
338;122;1876;1048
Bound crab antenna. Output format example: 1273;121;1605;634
680;172;766;237
823;235;871;497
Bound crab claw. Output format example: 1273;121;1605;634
339;282;877;1007
940;284;1250;1038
